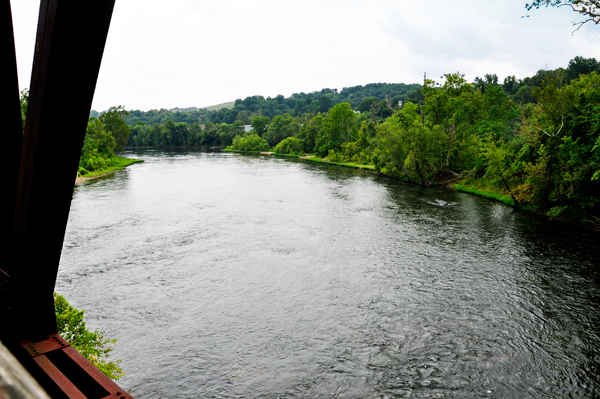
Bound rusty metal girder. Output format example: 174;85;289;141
20;334;133;399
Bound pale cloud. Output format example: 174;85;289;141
10;0;600;111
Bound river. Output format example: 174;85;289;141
56;150;600;398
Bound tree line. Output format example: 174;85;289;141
96;82;422;127
222;57;599;224
122;56;600;223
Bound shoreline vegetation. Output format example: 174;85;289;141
223;148;376;170
95;56;599;229
223;149;599;231
75;157;143;184
121;58;600;229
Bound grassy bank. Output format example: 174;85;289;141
226;148;597;229
222;149;263;154
77;156;143;182
303;156;376;170
224;149;376;171
454;183;516;206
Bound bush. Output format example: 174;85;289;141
274;137;304;155
228;133;270;152
54;293;124;381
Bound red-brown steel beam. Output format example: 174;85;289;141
21;334;134;399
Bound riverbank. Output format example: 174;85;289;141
223;149;599;231
222;149;375;171
61;150;600;397
76;157;143;184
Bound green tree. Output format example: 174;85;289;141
79;117;117;174
297;115;323;153
358;97;381;113
373;102;446;184
100;106;130;152
250;115;270;137
566;56;600;82
480;136;520;204
318;95;333;113
332;121;373;163
54;293;123;381
263;114;299;147
423;73;482;171
314;102;357;157
515;72;600;220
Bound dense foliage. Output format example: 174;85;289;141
124;57;599;225
54;293;123;380
372;66;600;223
229;134;270;152
103;82;421;128
78;112;131;176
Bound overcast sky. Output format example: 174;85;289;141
11;0;600;112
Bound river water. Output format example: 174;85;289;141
56;150;600;398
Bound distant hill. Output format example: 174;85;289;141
200;102;235;112
119;82;422;126
209;82;422;124
170;106;201;112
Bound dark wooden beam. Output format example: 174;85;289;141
0;2;138;396
8;0;116;339
0;0;23;294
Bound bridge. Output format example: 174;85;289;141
1;1;133;397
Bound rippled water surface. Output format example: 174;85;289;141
57;150;600;398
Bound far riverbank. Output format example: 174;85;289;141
76;157;143;184
223;149;600;231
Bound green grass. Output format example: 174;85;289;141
272;153;302;158
224;149;377;170
222;149;264;154
80;157;143;178
304;156;376;170
454;183;515;206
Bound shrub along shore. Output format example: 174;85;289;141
89;56;598;228
75;157;143;184
217;63;600;229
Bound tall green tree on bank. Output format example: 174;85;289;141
297;114;323;153
422;73;481;172
79;117;117;173
315;103;357;156
100;106;130;152
251;115;270;137
373;102;447;184
514;72;600;219
264;114;300;147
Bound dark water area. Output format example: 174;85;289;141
57;150;600;398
